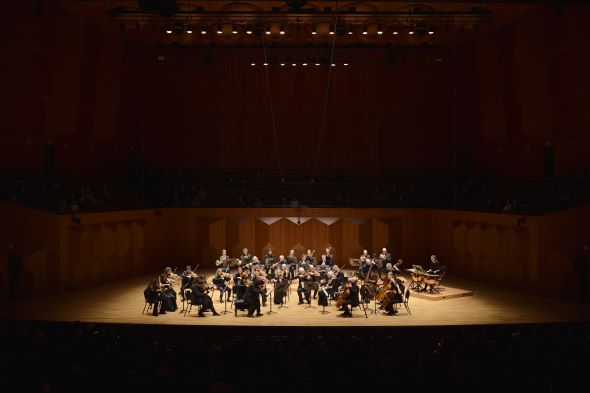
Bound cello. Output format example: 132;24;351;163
335;282;351;309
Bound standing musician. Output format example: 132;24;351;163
379;247;393;266
263;249;276;275
244;278;265;317
212;268;232;303
240;247;253;266
297;267;313;304
383;274;405;316
339;276;360;318
286;249;298;280
325;247;334;266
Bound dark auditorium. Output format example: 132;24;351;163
1;1;590;392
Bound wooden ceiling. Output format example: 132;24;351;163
57;1;541;48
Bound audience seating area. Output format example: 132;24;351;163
1;319;588;392
2;170;590;214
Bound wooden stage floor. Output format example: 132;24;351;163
2;270;589;327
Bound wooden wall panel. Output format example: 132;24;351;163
2;204;589;300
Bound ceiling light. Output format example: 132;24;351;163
362;25;368;35
377;25;383;35
315;63;320;66
311;23;317;35
280;63;285;66
186;26;193;34
265;25;271;35
393;30;398;35
232;25;238;34
343;63;349;66
201;28;207;34
292;63;296;66
280;25;285;35
217;25;222;34
263;62;268;66
251;63;255;66
329;25;334;35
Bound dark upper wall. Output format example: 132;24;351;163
0;1;146;177
2;2;588;179
455;4;590;179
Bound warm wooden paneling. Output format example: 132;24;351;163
2;204;589;301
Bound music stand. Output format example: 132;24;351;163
219;286;231;315
276;281;289;310
266;282;278;315
303;282;317;309
318;286;330;314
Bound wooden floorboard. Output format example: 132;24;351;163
1;270;589;327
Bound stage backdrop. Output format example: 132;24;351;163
1;203;589;301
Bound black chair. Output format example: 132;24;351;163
183;289;203;316
232;284;249;316
142;290;159;315
403;288;411;315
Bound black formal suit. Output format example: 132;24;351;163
341;283;360;316
245;283;263;317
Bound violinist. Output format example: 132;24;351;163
181;265;198;300
297;267;312;304
212;268;232;303
244;278;265;317
159;267;178;312
253;267;268;306
144;278;162;316
318;271;335;306
190;277;220;317
308;265;320;299
332;265;345;287
340;276;360;318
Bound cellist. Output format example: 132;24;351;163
339;276;360;318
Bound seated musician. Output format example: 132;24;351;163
144;278;162;316
340;276;360;318
272;270;289;305
318;271;336;305
359;249;371;264
218;249;230;272
332;265;345;287
158;267;178;312
359;257;376;278
180;265;196;298
244;279;264;317
264;249;276;275
304;249;316;265
379;247;392;266
189;278;220;317
212;268;232;303
233;267;244;285
286;249;298;280
383;274;405;316
427;254;445;275
240;247;252;266
296;267;312;304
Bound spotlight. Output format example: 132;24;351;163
393;30;399;35
232;25;238;34
263;62;268;66
343;63;349;66
409;30;415;35
280;63;285;66
331;63;336;66
362;25;368;35
292;63;297;66
377;25;383;35
251;63;255;66
311;23;317;35
201;27;207;34
217;24;222;34
329;24;334;35
347;25;353;35
265;25;271;35
428;29;434;35
315;62;320;66
280;25;285;35
166;28;172;34
302;62;307;66
246;27;252;34
187;26;193;34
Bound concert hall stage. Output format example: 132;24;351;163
1;270;588;327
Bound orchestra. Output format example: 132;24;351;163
142;245;435;319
